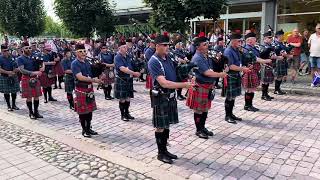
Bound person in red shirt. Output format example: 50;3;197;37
287;28;302;83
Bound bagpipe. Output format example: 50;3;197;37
31;55;44;71
86;56;106;78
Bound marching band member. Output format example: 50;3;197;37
61;48;75;110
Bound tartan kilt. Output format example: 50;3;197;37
99;69;115;85
186;83;213;112
274;60;288;78
0;76;20;94
64;74;75;93
54;62;64;76
226;72;242;98
146;75;153;89
260;65;274;84
21;75;42;98
114;77;134;99
242;70;260;89
153;96;178;129
39;72;55;88
74;86;97;115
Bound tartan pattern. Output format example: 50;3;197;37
146;75;153;89
99;68;115;85
260;65;274;84
0;76;20;94
39;72;55;88
21;75;42;98
74;85;97;115
242;70;260;89
114;77;134;99
152;96;178;129
64;74;75;93
186;83;213;112
53;62;64;76
226;71;242;98
274;59;288;78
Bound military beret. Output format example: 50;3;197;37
126;38;132;43
229;33;242;40
217;37;224;42
275;29;285;36
193;36;208;46
263;31;273;37
75;43;85;50
245;32;256;39
118;41;126;47
154;35;170;45
1;44;8;50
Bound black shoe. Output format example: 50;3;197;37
244;106;257;112
7;107;13;111
82;130;92;138
29;113;36;119
133;90;137;92
165;151;178;159
251;106;260;112
34;112;43;119
274;90;286;95
44;100;48;103
202;128;214;136
231;114;242;121
266;94;274;99
121;115;129;121
157;154;173;164
225;116;237;124
195;131;209;139
125;113;135;120
261;96;272;101
12;105;20;110
88;129;98;135
48;97;57;101
70;105;74;110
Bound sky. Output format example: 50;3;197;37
43;0;145;22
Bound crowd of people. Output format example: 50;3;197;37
0;23;319;164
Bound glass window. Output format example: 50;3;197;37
278;0;320;14
229;4;262;14
277;14;320;35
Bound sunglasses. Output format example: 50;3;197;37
101;47;107;49
24;47;32;50
77;49;86;53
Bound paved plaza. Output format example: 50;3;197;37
0;82;320;180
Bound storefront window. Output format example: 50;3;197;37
229;4;262;14
278;0;320;14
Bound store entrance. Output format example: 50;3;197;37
228;17;261;38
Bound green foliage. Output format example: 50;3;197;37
0;0;45;37
42;16;78;38
54;0;117;38
144;0;226;32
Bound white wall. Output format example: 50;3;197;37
112;0;145;10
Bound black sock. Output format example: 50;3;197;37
67;93;73;107
43;88;48;101
58;76;63;87
125;101;130;114
33;100;39;114
4;94;11;108
155;131;166;154
48;87;53;98
11;93;17;107
194;113;202;132
26;101;33;114
225;99;230;117
79;114;87;131
108;85;112;97
278;80;282;91
250;92;255;107
119;102;125;116
103;87;108;98
245;92;250;107
177;89;182;96
200;112;208;130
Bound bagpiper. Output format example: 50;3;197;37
61;48;75;110
144;39;156;89
0;44;20;111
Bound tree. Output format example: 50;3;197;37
42;16;78;38
144;0;226;32
0;0;45;37
54;0;117;38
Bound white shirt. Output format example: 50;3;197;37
308;33;320;57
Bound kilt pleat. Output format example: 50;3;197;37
54;62;64;76
226;72;242;98
21;75;42;98
153;97;178;129
146;75;153;89
260;65;274;84
0;76;20;94
274;60;288;77
186;83;213;112
64;74;75;93
100;69;115;85
242;70;260;89
39;73;55;87
114;77;134;99
74;86;97;115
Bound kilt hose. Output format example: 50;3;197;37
225;71;242;99
53;62;64;76
39;73;55;88
64;74;75;93
152;93;178;129
242;70;260;89
146;74;153;89
0;75;20;94
74;85;97;115
114;77;134;99
186;82;214;112
21;75;42;98
274;59;288;78
260;65;274;84
99;69;115;86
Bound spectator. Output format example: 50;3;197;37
299;29;310;75
287;28;302;83
308;23;320;86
